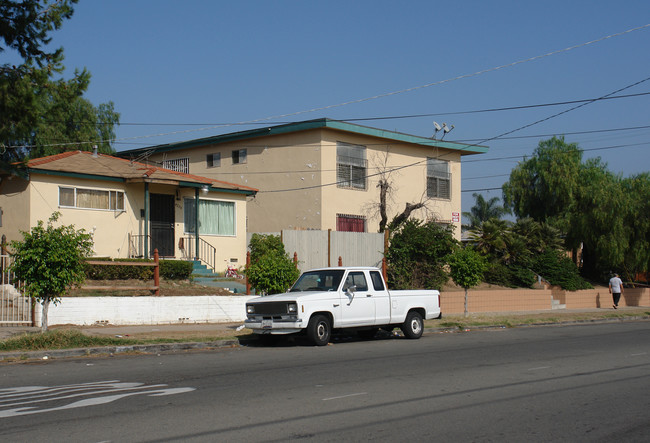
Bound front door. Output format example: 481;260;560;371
150;193;175;257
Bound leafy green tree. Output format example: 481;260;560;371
503;136;650;280
10;212;93;332
503;136;581;228
385;219;458;290
246;234;300;295
447;247;488;316
619;173;650;279
1;0;119;162
532;250;592;291
462;193;508;230
248;233;286;260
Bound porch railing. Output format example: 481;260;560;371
181;236;217;273
128;233;151;259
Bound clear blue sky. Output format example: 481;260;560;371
35;0;650;216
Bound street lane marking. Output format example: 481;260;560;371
528;366;551;371
0;380;195;418
630;352;647;356
323;392;367;401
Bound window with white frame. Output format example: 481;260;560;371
206;153;221;168
184;198;235;236
59;186;125;211
337;142;367;190
232;149;247;164
163;157;189;174
426;158;451;199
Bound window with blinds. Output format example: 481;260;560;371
59;187;125;211
337;142;367;190
426;158;451;199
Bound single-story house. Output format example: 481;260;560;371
0;150;257;270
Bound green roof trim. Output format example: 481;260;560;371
178;181;256;195
117;118;488;157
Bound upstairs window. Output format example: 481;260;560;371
163;157;189;174
427;158;451;199
59;187;125;211
337;142;367;190
207;153;221;168
232;149;247;164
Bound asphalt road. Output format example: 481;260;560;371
1;321;649;442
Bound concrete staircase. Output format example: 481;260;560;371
191;261;219;278
190;261;248;294
551;298;566;310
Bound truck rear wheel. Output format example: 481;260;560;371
401;311;423;339
307;314;331;346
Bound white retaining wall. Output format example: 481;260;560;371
34;296;257;326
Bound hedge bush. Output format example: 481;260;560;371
84;259;193;280
532;250;592;291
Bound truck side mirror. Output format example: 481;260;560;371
345;285;356;304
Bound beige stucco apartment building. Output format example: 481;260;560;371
0;150;257;269
119;119;488;239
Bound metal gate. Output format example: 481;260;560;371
0;254;32;326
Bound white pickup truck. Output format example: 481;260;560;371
245;266;441;346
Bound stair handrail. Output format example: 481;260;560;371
182;236;216;272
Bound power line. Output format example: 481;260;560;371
10;24;650;151
455;124;650;142
49;91;649;127
470;76;650;146
62;23;650;147
250;141;648;194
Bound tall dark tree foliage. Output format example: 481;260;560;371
1;0;119;164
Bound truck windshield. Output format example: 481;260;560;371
290;270;345;292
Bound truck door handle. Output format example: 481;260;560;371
333;304;339;307
366;294;373;297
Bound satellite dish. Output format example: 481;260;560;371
440;123;455;140
432;121;442;139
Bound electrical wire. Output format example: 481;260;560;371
13;22;646;150
41;91;649;127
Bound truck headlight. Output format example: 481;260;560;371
246;305;255;314
287;303;297;314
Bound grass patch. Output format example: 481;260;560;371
0;329;245;352
0;329;140;352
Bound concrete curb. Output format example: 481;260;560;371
0;337;258;362
2;315;648;362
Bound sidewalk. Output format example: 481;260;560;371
1;307;648;361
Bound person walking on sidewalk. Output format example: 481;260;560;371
609;273;624;309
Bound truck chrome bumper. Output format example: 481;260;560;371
244;318;305;334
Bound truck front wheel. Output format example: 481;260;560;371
307;314;331;346
401;311;424;339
